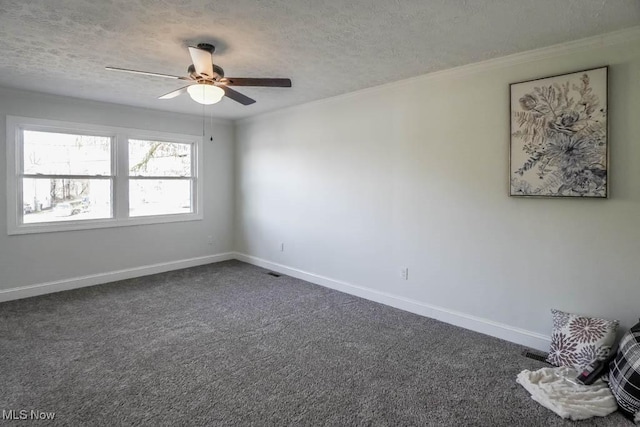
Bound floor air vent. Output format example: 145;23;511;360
267;272;281;277
522;349;550;363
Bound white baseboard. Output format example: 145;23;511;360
1;250;551;352
0;252;235;303
234;252;551;352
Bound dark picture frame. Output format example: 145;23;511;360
509;66;608;198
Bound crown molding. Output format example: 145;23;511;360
238;25;640;125
406;25;640;83
0;85;234;126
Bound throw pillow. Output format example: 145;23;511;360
608;321;640;422
547;309;619;370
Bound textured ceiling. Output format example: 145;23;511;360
0;0;638;119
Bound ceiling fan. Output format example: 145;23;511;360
106;43;292;106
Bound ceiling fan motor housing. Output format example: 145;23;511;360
187;64;224;80
196;43;215;53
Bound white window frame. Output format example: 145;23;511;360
6;116;203;235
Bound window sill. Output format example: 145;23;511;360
7;212;203;235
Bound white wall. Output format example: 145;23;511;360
0;87;235;292
235;31;640;348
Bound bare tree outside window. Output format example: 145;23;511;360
22;131;112;224
128;139;193;217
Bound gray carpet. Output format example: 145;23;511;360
0;261;628;426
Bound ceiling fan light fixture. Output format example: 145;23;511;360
106;44;291;107
187;84;225;105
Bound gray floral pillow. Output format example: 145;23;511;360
547;309;619;370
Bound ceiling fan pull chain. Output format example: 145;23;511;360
210;108;215;142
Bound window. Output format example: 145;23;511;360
7;116;203;234
21;130;113;224
128;139;193;217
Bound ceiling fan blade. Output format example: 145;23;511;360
188;46;214;79
105;67;191;80
158;86;190;99
221;78;292;87
221;86;256;105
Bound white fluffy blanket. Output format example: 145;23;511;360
516;367;618;420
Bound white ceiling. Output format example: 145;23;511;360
0;0;638;119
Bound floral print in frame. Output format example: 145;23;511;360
510;66;608;198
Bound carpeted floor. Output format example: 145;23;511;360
0;261;628;426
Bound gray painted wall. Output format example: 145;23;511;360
0;87;235;289
1;32;639;349
235;36;640;339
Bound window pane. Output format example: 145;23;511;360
129;139;191;177
22;178;111;224
129;179;192;217
23;131;111;175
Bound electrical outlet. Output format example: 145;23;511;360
280;242;285;252
207;235;214;246
401;267;409;280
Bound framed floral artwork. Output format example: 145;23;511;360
509;66;608;198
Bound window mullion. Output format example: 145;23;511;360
114;133;129;220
